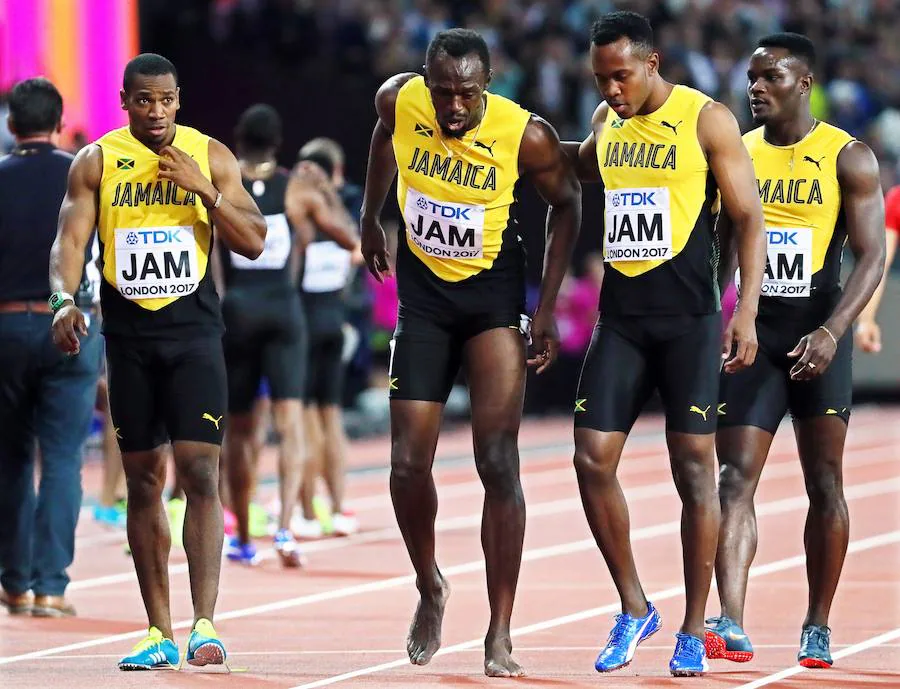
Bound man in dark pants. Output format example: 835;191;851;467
0;78;102;617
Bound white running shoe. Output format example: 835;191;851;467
331;511;359;536
291;511;324;539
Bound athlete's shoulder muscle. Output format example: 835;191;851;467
71;143;104;192
375;72;420;134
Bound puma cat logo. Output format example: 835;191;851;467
803;155;824;170
689;405;711;421
202;413;223;430
473;139;496;157
660;119;682;135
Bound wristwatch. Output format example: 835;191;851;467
48;291;75;313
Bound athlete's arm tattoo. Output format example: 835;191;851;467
50;144;101;297
520;116;582;371
826;141;886;339
205;139;267;259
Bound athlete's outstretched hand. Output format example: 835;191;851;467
51;304;88;355
360;215;392;282
527;308;559;375
157;146;213;197
788;327;838;380
722;307;758;373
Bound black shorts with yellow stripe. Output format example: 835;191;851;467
390;231;527;403
718;297;851;434
574;312;722;434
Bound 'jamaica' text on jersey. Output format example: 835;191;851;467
757;178;823;206
406;147;497;191
603;141;677;170
111;180;198;208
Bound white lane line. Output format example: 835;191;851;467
65;445;898;591
732;627;900;688
289;530;900;688
3;475;897;667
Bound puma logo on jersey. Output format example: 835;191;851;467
202;413;223;430
660;119;682;135
690;405;711;421
473;139;496;157
803;155;824;170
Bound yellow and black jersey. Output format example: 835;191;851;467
95;125;222;337
597;85;719;316
738;122;855;319
392;76;531;318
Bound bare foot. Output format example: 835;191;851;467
484;635;526;678
407;578;450;665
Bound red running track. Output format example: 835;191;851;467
1;408;898;688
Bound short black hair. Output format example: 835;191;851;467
234;104;282;152
426;29;491;74
122;53;178;93
590;11;654;56
298;150;335;178
757;32;816;69
8;77;63;137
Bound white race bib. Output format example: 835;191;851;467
737;227;812;298
404;187;485;260
230;213;291;270
604;187;672;262
303;240;353;293
114;226;199;300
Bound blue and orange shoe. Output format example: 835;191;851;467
225;536;260;565
186;618;227;667
594;602;661;672
798;624;833;668
705;615;754;662
118;627;179;670
669;632;709;676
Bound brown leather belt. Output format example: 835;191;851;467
0;300;53;314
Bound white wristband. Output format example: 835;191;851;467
212;191;223;209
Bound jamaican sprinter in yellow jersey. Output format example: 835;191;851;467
712;35;885;669
360;30;580;677
597;85;720;315
393;75;530;283
95;124;221;335
736;122;853;305
563;15;766;677
50;56;267;669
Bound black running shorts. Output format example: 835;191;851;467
223;289;306;414
574;313;722;434
105;335;227;452
389;310;529;404
305;331;345;406
718;314;852;434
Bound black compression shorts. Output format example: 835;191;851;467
389;310;529;404
105;335;227;452
574;313;722;434
718;315;852;434
305;331;345;406
223;289;306;413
